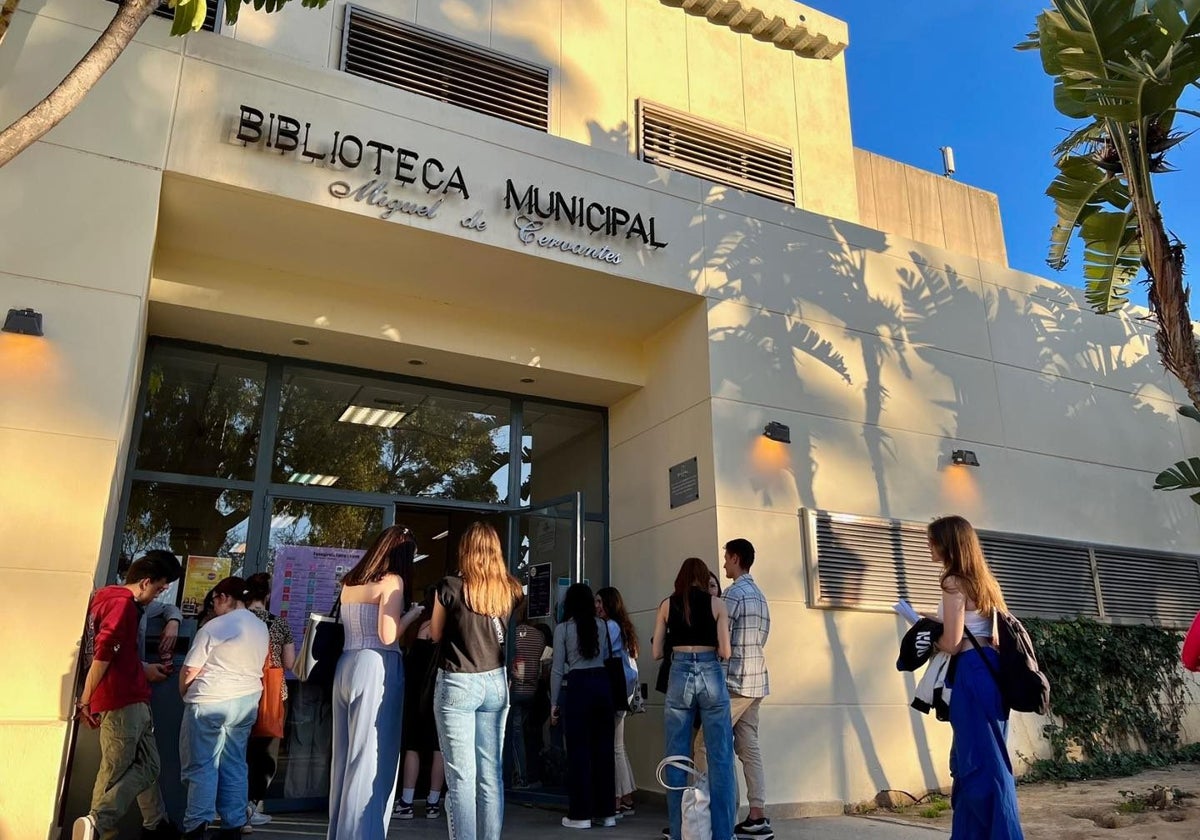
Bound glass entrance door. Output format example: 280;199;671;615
500;492;584;802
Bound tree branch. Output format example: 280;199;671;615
0;0;158;168
0;0;20;49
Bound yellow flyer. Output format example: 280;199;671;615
181;555;231;617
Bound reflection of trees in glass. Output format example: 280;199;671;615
273;383;509;502
136;356;265;480
268;504;383;560
122;483;250;560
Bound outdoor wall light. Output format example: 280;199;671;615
3;307;43;336
763;421;791;444
951;449;980;467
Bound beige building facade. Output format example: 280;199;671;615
2;1;1199;837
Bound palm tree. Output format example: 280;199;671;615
1021;0;1200;500
0;0;329;169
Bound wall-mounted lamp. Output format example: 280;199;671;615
763;421;791;444
951;449;980;467
3;308;43;336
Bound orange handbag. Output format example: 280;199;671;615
252;650;286;739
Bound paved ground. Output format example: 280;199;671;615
244;801;949;840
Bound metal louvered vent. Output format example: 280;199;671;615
341;6;550;132
978;534;1099;619
638;100;795;204
1096;549;1200;625
810;512;943;609
106;1;219;31
804;509;1198;627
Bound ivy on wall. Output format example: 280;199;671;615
1021;617;1192;781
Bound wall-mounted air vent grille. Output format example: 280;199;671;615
105;1;219;31
1096;548;1200;625
638;100;795;204
803;509;1194;627
341;6;551;132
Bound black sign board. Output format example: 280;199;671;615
528;562;553;619
669;457;700;509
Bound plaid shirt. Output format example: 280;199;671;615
725;573;770;697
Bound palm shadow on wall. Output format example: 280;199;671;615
694;192;955;797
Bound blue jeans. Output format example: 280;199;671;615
948;649;1024;840
434;668;509;840
179;693;260;832
664;652;735;840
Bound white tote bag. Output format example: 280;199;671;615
656;755;711;840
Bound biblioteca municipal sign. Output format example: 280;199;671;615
232;105;668;265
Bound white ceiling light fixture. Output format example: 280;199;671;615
338;405;407;428
432;530;449;540
287;473;340;487
414;553;429;563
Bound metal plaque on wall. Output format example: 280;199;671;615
669;457;700;509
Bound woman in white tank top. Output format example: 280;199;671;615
928;515;1024;840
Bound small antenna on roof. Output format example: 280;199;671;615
940;146;956;178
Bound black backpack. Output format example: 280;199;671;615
965;613;1050;715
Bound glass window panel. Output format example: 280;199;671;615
522;403;605;514
273;368;511;503
119;482;251;577
135;346;266;480
584;519;607;590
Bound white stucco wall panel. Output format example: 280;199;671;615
610;400;717;542
627;0;690;113
235;0;337;68
13;0;187;50
708;300;1005;448
559;0;630;152
985;282;1182;405
0;10;180;169
993;362;1189;473
610;304;711;447
685;13;745;130
609;503;720;617
0;272;143;443
0;143;162;299
416;0;493;48
741;37;800;152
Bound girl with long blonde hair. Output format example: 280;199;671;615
927;515;1023;840
430;522;522;840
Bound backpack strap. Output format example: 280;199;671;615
963;625;1003;691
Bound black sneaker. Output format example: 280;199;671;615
181;823;208;840
426;801;442;819
393;800;414;820
661;827;670;839
734;817;773;839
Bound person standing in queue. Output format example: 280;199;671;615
552;583;617;829
431;522;523;840
653;558;734;840
327;526;426;840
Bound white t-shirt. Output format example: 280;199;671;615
183;608;269;704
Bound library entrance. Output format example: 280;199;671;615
62;341;608;828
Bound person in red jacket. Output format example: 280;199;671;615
73;554;179;840
1183;610;1200;672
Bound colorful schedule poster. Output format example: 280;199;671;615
271;545;366;650
181;555;231;617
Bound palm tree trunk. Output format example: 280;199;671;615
1142;205;1200;410
0;0;21;49
0;0;158;169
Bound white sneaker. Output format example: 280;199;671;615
562;818;592;829
593;817;618;828
248;803;272;826
72;815;97;840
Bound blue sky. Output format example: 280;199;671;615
814;0;1200;312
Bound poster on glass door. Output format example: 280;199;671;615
271;545;366;652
